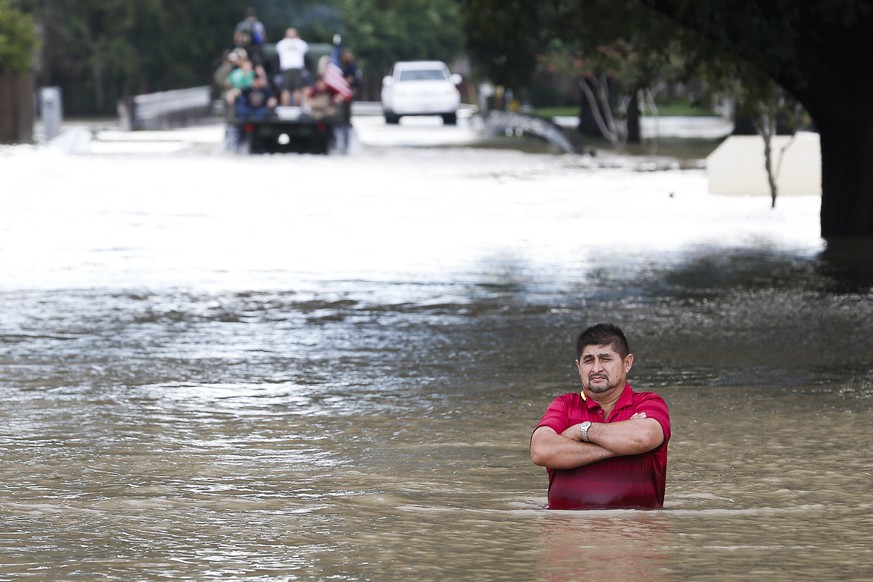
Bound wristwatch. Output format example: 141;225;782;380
580;421;592;443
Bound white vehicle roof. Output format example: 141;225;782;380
392;61;450;71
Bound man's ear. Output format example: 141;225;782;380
624;354;634;373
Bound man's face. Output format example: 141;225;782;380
576;343;633;394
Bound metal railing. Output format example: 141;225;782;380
118;86;212;131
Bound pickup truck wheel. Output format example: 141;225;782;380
385;113;400;125
442;113;457;125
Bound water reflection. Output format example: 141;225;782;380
534;513;673;581
818;236;873;293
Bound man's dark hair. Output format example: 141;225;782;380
576;323;630;359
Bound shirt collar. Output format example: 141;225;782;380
583;382;633;415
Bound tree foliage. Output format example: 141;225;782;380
461;0;696;145
0;0;38;73
462;0;873;236
19;0;248;113
13;0;463;115
462;1;687;90
461;0;542;89
335;0;464;78
640;0;873;236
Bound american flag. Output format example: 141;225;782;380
323;44;353;101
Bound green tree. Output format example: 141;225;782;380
461;0;540;90
335;0;465;95
641;0;873;237
21;0;247;114
535;39;687;148
20;0;466;115
0;0;38;73
463;0;873;238
463;1;686;144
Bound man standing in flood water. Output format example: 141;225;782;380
531;323;670;509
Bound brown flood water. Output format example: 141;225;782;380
1;144;872;579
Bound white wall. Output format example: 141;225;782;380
706;132;821;196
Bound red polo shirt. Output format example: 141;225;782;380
535;383;670;509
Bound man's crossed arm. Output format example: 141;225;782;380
530;413;664;470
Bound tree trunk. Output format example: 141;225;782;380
818;237;873;293
762;132;777;209
576;78;601;137
0;71;34;144
626;90;641;144
576;76;623;139
817;113;873;238
635;0;873;237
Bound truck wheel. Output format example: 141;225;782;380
385;113;400;125
442;113;457;125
